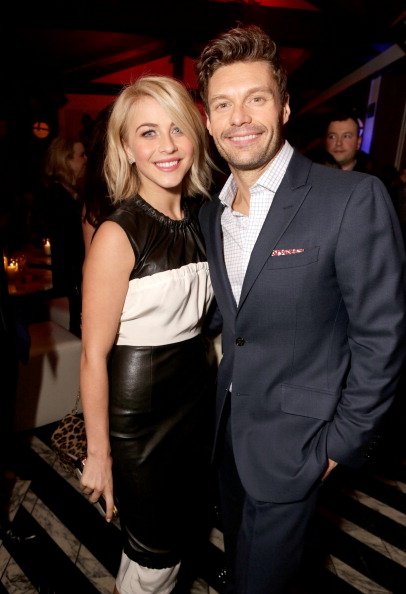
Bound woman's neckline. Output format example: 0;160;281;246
132;194;190;226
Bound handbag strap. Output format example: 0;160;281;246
72;389;81;414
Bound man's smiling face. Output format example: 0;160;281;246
206;60;290;176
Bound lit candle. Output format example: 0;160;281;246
6;259;19;282
43;238;51;256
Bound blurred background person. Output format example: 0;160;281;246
391;160;406;244
0;247;20;535
324;108;375;173
0;241;33;543
42;136;87;336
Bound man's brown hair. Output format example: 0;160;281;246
196;24;288;112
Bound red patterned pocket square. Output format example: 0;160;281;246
272;248;305;256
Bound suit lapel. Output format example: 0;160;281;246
204;199;238;324
238;152;312;311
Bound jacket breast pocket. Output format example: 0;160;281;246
266;246;320;269
281;383;339;421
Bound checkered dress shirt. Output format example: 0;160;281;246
219;141;294;305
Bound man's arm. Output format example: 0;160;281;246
327;175;406;467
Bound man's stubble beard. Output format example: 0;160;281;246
213;121;285;173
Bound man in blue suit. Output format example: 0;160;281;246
196;25;406;594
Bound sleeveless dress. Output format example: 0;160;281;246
107;195;214;570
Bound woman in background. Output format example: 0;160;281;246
80;76;215;594
42;137;87;336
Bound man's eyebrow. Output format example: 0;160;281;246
209;94;228;104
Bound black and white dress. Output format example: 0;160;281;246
107;195;215;570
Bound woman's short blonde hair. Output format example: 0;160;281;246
104;75;213;203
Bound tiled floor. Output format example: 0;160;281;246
1;423;405;593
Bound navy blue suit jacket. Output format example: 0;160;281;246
199;150;406;503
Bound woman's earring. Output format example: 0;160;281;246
128;157;135;165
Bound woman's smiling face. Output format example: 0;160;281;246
125;95;195;196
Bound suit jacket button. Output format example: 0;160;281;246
235;337;245;346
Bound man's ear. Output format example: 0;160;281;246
206;113;213;137
282;99;291;125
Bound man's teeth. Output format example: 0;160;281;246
231;134;257;141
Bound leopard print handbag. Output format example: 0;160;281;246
51;391;87;475
50;391;118;519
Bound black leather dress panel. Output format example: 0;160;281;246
107;195;207;280
109;335;213;568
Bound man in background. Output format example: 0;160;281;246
324;109;374;173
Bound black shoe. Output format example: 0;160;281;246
0;525;37;544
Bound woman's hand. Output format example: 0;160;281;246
80;454;116;522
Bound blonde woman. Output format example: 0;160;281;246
80;76;215;594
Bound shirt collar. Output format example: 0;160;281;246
219;140;294;207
